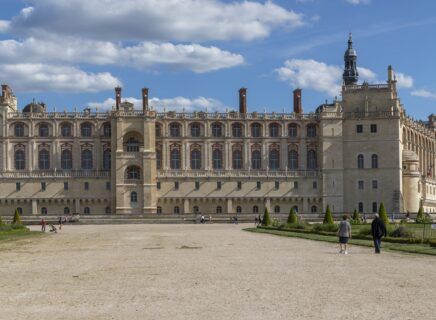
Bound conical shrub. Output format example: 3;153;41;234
12;209;22;225
378;202;389;225
287;207;298;225
416;206;424;223
352;209;360;223
323;205;334;225
262;208;271;226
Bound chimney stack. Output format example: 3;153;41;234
293;88;302;114
142;87;149;111
239;88;247;113
1;84;11;99
115;86;122;110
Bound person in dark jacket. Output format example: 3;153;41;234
371;213;387;253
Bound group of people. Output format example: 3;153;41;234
338;213;387;254
40;216;67;233
254;215;262;226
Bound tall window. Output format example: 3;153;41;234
216;206;222;214
64;207;70;215
157;206;162;214
81;149;93;170
170;123;181;137
251;150;261;169
130;191;138;203
156;150;162;169
288;124;298;138
84;207;90;214
232;123;243;137
372;202;377;213
39;123;49;137
126;166;141;179
307;124;316;138
371;154;378;168
274;205;280;213
103;149;111;170
307;150;317;170
269;123;280;137
190;149;201;169
269;149;280;170
126;137;139;152
174;206;180;214
41;207;47;215
251;123;261;137
14;123;24;137
14;149;25;170
103;123;111;137
288;150;298;170
236;206;242;214
311;206;317;213
38;149;50;170
61;150;72;169
170;148;181;169
61;124;72;137
357;154;364;169
155;124;162;137
253;206;259;214
212;149;222;169
211;123;222;137
190;123;201;137
81;123;92;137
358;202;364;213
232;149;243;169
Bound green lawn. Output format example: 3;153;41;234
0;227;44;243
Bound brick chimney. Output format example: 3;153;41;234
115;86;122;110
239;88;247;113
293;88;302;114
142;87;149;111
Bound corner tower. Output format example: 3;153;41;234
343;33;359;85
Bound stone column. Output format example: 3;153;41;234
183;198;190;214
75;198;81;215
227;198;233;214
264;198;271;212
32;199;38;215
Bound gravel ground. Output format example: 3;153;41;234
0;224;435;320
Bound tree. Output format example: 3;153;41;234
352;209;361;223
323;205;334;225
287;207;298;225
416;206;425;223
0;215;4;226
378;202;389;225
12;209;22;225
262;208;271;226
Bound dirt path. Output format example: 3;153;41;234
0;224;435;320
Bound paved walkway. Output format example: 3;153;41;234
0;224;435;320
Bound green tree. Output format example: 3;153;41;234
352;209;361;223
323;205;334;225
378;202;389;225
12;209;22;225
416;206;424;223
262;208;271;226
0;215;4;226
287;207;298;225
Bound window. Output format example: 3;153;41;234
212;149;223;170
174;181;179;190
103;123;111;137
211;123;222;137
126;166;141;179
237;181;242;190
103;149;111;170
15;149;25;170
251;150;261;169
275;181;280;190
191;123;201;137
156;150;162;169
84;207;90;214
216;206;222;214
292;206;299;213
313;181;317;189
307;150;317;170
251;123;262;137
61;150;72;170
288;150;298;170
106;182;111;190
81;149;93;169
357;154;364;169
358;180;364;190
16;182;20;191
371;154;378;169
14;123;24;137
64;207;70;215
236;206;242;214
288;124;298;138
81;123;92;137
370;124;377;133
193;206;199;213
38;149;50;170
61;124;72;137
170;123;181;137
372;180;378;189
311;205;317;213
232;149;243;170
155;124;162;137
105;207;111;214
190;149;201;169
195;181;200;190
232;123;243;137
253;206;259;214
174;206;180;214
294;181;298;189
39;123;49;137
126;137;139;152
41;207;47;215
256;181;261;190
170;148;181;169
84;182;89;190
307;124;316;138
41;182;46;191
217;181;222;190
358;202;364;213
269;149;280;170
274;205;280;213
16;207;23;215
356;124;363;133
372;202;377;213
269;123;280;137
157;206;162;214
64;182;68;190
130;191;138;203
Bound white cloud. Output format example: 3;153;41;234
345;0;371;4
357;67;378;82
411;90;436;100
9;0;305;42
0;20;9;33
0;64;121;93
395;72;414;89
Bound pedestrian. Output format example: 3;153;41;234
371;213;387;254
58;216;62;230
337;214;351;254
40;218;46;232
258;214;262;226
254;216;258;226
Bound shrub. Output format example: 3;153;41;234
0;216;4;226
415;206;431;223
12;209;22;225
287;207;298;225
313;223;338;233
357;226;372;237
389;225;414;238
323;205;334;225
271;218;281;228
286;223;307;230
378;202;389;225
351;210;361;224
262;208;271;226
429;240;436;248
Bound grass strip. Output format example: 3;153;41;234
0;229;44;242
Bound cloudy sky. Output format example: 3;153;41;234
0;0;435;119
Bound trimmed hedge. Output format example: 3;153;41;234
323;205;334;225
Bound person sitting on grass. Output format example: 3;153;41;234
337;214;351;254
49;224;57;233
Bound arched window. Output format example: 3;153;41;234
16;207;23;215
126;166;141;179
193;206;199;213
357;154;364;169
269;123;280;137
212;149;222;169
14;123;24;137
84;207;90;214
211;122;223;137
174;206;180;214
157;206;162;214
232;149;243;169
81;149;93;170
61;149;72;169
253;206;259;214
105;207;111;214
81;123;92;137
251;123;262;137
103;123;111;137
103;149;111;170
190;149;201;169
39;123;49;137
307;124;317;138
358;202;364;213
156;149;162;169
307;150;317;170
269;149;280;170
288;124;298;138
292;205;299;213
216;206;222;214
130;191;138;203
61;124;72;137
232;123;243;137
274;205;280;213
311;205;317;213
38;149;50;170
155;124;162;137
14;149;25;170
190;123;201;137
251;150;261;169
236;206;242;214
64;207;70;215
170;123;181;137
288;150;298;170
372;202;377;213
371;154;378;169
170;148;181;169
41;207;47;215
126;137;139;152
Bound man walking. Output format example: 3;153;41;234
40;218;46;232
337;215;351;254
371;213;387;254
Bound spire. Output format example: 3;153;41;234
343;33;359;85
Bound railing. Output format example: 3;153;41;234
0;170;110;178
158;169;320;178
343;83;390;91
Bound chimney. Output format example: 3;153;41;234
2;84;11;99
293;88;302;114
115;86;122;110
142;87;149;111
239;88;247;113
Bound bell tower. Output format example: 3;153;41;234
343;33;359;85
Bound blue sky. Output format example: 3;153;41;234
0;0;435;120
